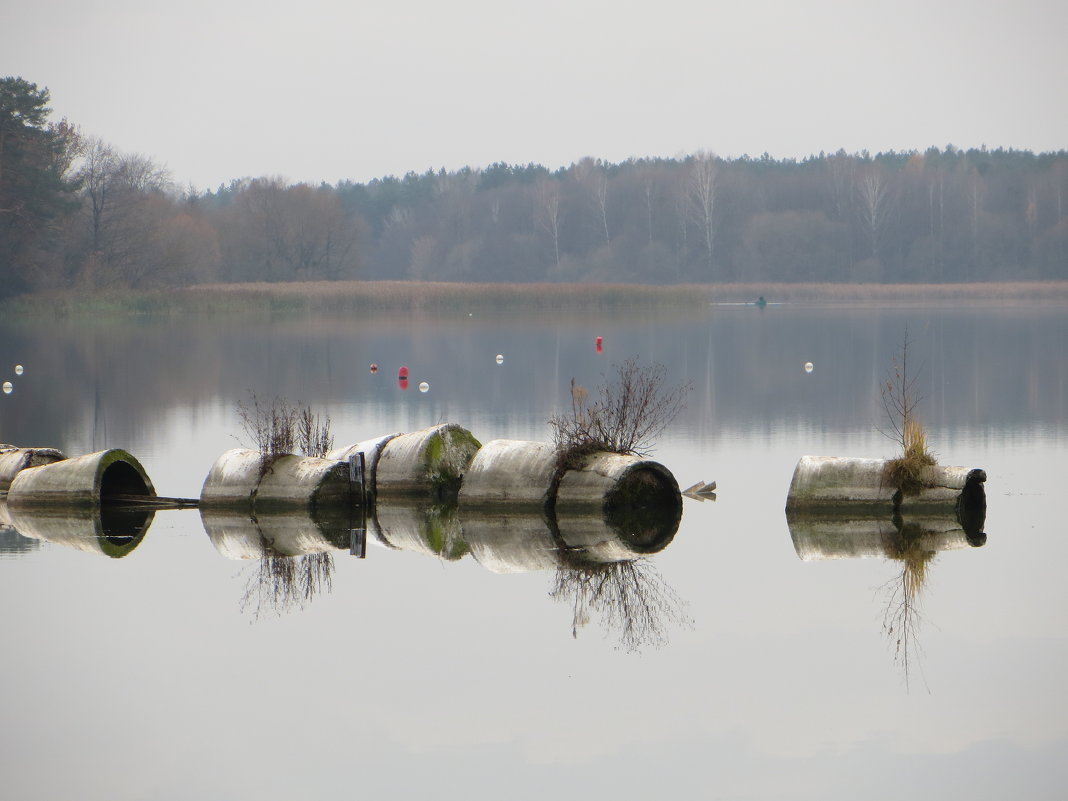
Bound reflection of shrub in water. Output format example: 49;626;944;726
880;525;937;691
550;559;691;652
240;540;335;619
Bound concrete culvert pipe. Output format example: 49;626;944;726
5;504;153;558
458;439;558;511
556;453;682;517
327;433;402;506
199;448;352;512
785;456;987;514
0;447;66;493
375;423;481;503
7;449;155;508
373;502;467;560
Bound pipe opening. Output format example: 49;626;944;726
100;460;153;502
604;467;683;551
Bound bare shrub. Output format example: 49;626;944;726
237;393;334;476
240;541;335;620
549;359;690;471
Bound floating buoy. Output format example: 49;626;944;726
14;365;23;376
369;363;379;374
596;335;603;354
2;382;11;394
399;377;409;390
804;362;814;373
398;366;409;379
419;381;429;393
495;354;504;365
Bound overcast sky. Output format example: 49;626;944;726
4;0;1065;190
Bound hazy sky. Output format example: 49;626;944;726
4;0;1065;190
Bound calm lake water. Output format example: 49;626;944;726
1;301;1066;800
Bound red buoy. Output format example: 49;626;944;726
398;366;409;379
370;363;379;373
595;335;603;353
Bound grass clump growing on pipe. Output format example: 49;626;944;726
879;332;936;495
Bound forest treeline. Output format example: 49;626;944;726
2;75;1066;300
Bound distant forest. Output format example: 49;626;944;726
2;75;1066;299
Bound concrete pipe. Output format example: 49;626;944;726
556;509;680;565
5;504;153;558
786;512;985;561
458;439;558;510
200;506;354;559
373;501;467;560
375;423;481;502
461;510;561;573
556;452;682;517
7;449;155;508
327;432;402;505
199;448;352;512
0;447;66;492
785;455;987;514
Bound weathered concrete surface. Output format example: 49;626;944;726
785;455;986;512
556;452;681;515
786;512;984;561
557;510;679;563
7;449;155;507
458;439;558;510
200;506;353;559
5;504;153;558
199;448;351;511
327;433;402;503
461;510;560;573
0;447;66;492
375;423;481;502
373;502;467;560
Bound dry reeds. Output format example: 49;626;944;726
236;393;334;476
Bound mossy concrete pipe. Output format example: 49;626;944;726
785;455;987;513
199;448;351;512
375;423;481;502
6;449;155;507
458;439;558;510
461;510;561;573
373;502;467;560
0;447;66;492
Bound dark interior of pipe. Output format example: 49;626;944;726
100;460;152;501
604;467;683;552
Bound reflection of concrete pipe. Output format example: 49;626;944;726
7;449;155;507
557;511;678;564
373;502;467;560
461;511;559;573
786;512;982;561
5;504;153;558
458;439;558;510
375;424;481;502
200;506;353;559
0;447;66;492
199;448;351;512
785;456;986;513
327;433;401;505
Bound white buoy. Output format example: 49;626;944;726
495;354;504;365
14;365;23;376
804;362;814;373
419;382;429;393
2;382;12;394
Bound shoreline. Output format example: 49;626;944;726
2;280;1067;319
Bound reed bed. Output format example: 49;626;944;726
3;280;1066;319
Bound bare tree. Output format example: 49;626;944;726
536;178;562;271
688;151;718;277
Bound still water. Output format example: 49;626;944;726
1;302;1066;800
